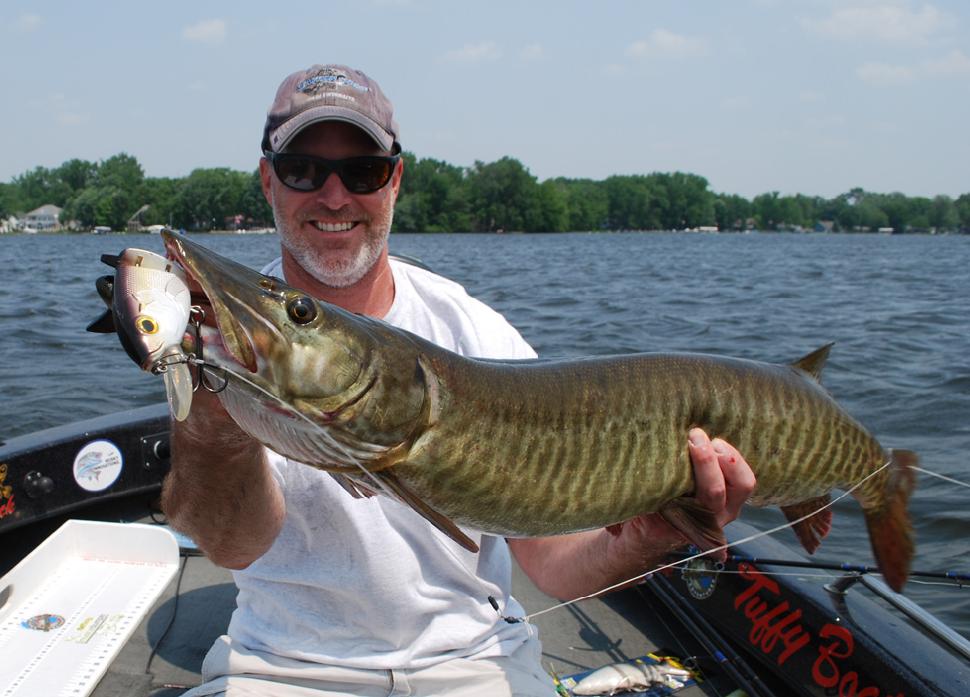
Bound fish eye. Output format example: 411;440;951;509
286;296;317;324
135;316;158;334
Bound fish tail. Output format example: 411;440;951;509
864;448;917;593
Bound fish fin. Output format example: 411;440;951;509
658;498;727;561
864;448;917;593
377;470;479;553
791;343;834;381
95;275;114;306
606;523;625;537
86;309;116;334
780;496;832;554
328;473;376;499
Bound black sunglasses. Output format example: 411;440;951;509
264;151;400;194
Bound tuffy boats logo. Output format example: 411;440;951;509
0;463;14;520
731;562;904;697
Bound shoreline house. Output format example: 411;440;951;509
22;204;63;231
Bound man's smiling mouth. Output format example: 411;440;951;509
312;221;356;232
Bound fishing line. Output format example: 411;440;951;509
508;460;894;623
909;465;970;490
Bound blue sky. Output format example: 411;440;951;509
2;1;967;198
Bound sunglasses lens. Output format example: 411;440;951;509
274;156;323;192
340;158;394;193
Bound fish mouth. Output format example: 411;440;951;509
162;230;275;374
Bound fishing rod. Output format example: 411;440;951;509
697;554;970;585
640;575;779;697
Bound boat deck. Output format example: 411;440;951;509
90;532;730;697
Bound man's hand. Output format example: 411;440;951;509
687;427;755;528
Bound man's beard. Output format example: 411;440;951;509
274;205;394;289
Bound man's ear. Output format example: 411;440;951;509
259;158;274;205
390;156;404;199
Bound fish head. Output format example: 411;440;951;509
110;248;192;370
161;230;379;414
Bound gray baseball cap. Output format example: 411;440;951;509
261;64;399;154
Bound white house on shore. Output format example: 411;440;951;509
22;204;63;231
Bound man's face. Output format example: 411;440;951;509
260;121;402;289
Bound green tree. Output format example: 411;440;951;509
548;178;608;231
0;183;19;219
396;153;470;232
928;195;958;231
466;157;543;232
714;194;752;230
63;186;130;229
171;168;249;230
55;158;96;194
11;166;72;210
657;172;715;229
141;177;181;226
604;175;664;230
238;170;273;227
955;193;970;231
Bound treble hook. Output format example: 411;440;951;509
200;364;230;394
187;306;230;394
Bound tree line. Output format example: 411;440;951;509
2;152;968;233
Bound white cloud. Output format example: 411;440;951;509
443;41;502;63
57;112;86;126
801;3;945;43
520;43;543;61
856;49;970;86
602;63;627;77
923;49;970;76
720;95;751;111
626;29;708;60
856;61;917;85
45;93;87;126
15;13;42;32
181;19;227;44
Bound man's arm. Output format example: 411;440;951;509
160;388;286;570
509;428;755;600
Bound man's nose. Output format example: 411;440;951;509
313;171;352;208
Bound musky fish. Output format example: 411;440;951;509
152;231;917;592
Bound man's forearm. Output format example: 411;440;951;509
509;526;680;601
161;394;285;569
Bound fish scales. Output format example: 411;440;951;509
156;231;918;591
399;352;851;535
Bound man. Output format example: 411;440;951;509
163;64;756;697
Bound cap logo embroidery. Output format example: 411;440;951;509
297;69;370;95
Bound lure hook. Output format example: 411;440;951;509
186;305;229;394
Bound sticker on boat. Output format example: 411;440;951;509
72;440;123;492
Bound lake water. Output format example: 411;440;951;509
1;231;968;636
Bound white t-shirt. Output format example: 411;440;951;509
227;257;538;670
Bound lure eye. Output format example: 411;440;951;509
135;316;158;335
286;296;317;324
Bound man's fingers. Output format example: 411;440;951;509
688;428;726;512
711;438;756;524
